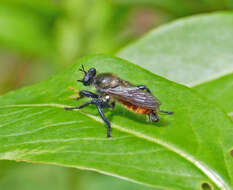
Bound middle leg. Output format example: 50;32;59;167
64;91;113;137
96;105;112;138
137;85;151;93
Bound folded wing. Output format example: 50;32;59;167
104;86;161;109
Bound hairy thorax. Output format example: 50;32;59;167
94;73;130;90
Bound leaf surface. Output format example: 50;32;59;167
118;13;233;87
0;56;233;190
194;73;233;120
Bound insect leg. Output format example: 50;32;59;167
149;111;159;122
137;85;151;93
159;110;174;115
110;101;115;109
100;94;115;109
65;91;112;137
96;105;112;138
102;101;115;109
76;90;99;100
64;101;92;110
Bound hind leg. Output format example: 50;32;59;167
148;111;159;122
159;110;173;115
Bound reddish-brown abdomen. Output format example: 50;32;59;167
119;99;152;114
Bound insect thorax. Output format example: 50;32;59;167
94;73;122;89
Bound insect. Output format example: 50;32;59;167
64;65;173;137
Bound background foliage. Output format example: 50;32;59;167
0;0;232;190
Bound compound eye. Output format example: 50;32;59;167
89;68;96;76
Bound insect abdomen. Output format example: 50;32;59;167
119;99;152;114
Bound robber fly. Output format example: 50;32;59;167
64;65;173;137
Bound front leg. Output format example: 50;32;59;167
64;101;92;110
64;90;98;110
77;90;98;100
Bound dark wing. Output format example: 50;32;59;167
103;86;161;109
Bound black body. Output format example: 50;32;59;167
65;65;173;137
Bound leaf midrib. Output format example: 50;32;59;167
0;103;230;190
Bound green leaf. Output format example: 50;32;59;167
194;73;233;120
112;0;197;16
118;12;233;87
0;55;233;190
0;160;75;190
227;0;233;9
0;0;61;19
0;5;54;57
0;160;155;190
112;0;231;16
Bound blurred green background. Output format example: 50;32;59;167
0;0;233;189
